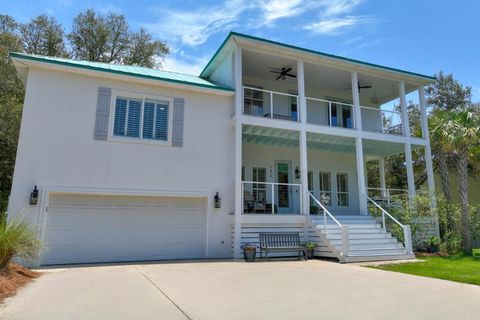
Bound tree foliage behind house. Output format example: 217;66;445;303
0;10;170;198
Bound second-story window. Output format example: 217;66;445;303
113;96;169;141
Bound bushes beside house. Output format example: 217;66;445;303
388;190;479;256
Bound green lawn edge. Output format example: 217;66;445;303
367;255;480;286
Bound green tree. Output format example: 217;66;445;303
426;72;472;201
431;109;480;252
124;28;169;68
0;15;23;195
68;9;169;67
20;14;68;57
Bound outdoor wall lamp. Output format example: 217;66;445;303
295;167;301;179
30;185;39;205
214;192;221;208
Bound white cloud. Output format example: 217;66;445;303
303;0;371;35
145;0;253;46
162;55;209;75
260;0;304;25
320;0;364;17
304;16;370;35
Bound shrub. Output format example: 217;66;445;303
439;232;463;256
0;217;43;269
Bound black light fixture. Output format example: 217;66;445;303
30;185;39;205
214;192;221;208
295;167;301;179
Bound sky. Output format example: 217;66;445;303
2;0;479;101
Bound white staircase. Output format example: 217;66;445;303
310;215;414;262
308;193;415;263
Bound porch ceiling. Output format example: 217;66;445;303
242;125;422;157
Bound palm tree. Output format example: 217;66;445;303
431;109;480;252
429;111;453;202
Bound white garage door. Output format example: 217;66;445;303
42;193;207;265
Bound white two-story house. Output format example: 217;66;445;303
8;32;437;265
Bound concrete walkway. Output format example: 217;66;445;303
1;260;479;320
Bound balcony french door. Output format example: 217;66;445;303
275;161;293;213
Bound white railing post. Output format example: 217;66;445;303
328;101;332;126
404;225;413;254
342;226;350;258
270;92;273;118
323;210;327;232
271;183;275;214
382;210;386;232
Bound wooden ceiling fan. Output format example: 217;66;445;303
270;67;297;80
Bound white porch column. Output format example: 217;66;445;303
379;158;387;197
399;81;416;199
233;45;243;258
298;60;309;215
419;86;436;203
352;72;367;214
419;86;439;237
399;81;410;138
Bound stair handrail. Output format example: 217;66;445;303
367;196;404;230
367;196;413;254
308;192;342;231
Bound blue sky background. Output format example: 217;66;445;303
2;0;479;101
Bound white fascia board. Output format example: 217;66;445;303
12;58;235;97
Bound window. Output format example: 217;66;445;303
319;172;332;206
252;167;267;203
307;171;313;192
337;173;349;207
113;96;169;141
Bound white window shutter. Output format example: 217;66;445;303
172;97;185;147
94;87;112;140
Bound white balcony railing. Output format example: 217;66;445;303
242;181;303;214
243;86;299;122
360;106;403;135
367;187;408;208
306;97;355;129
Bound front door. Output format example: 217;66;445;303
275;161;292;213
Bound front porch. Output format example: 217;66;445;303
236;124;427;262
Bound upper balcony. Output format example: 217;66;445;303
240;49;424;139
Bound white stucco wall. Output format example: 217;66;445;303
243;144;360;214
8;67;235;258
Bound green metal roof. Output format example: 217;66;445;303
200;32;436;82
10;52;234;92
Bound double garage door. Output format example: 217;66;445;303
42;193;207;265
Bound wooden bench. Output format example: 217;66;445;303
259;232;307;261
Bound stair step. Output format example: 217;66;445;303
343;253;415;263
330;238;397;246
326;232;392;240
348;248;406;255
312;222;380;229
325;228;387;234
336;243;404;251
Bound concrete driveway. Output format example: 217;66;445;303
1;260;480;320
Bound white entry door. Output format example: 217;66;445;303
41;193;207;265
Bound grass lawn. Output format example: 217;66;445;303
369;255;480;285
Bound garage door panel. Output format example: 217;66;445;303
42;194;207;265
